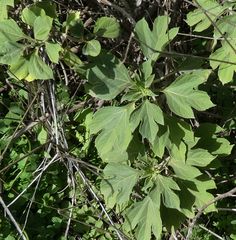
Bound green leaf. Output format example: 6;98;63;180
210;41;236;84
100;163;140;208
37;126;48;144
156;175;180;210
187;149;215;167
168;143;202;180
124;187;162;240
82;39;101;57
63;11;83;38
45;42;62;63
28;52;53;80
33;15;53;41
0;0;14;21
94;16;120;38
86;53;132;100
186;0;226;32
214;14;236;39
9;57;29;80
163;70;214;118
152;126;169;158
0;19;26;42
189;178;216;212
63;49;85;76
130;100;164;144
0;42;23;65
134;16;178;61
89;105;134;162
21;5;45;27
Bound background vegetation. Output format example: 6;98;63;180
0;0;235;239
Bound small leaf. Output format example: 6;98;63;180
210;41;236;84
45;42;62;63
94;16;120;38
152;126;169;158
34;15;53;41
21;5;45;27
82;39;101;57
37;126;48;144
0;0;14;21
0;19;26;42
163;70;214;118
28;52;53;80
130;100;164;144
63;11;83;37
100;163;140;208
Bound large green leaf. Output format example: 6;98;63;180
130;100;164;145
86;53;132;100
28;52;53;80
163;70;214;118
0;0;14;21
124;187;162;240
93;16;120;38
9;57;29;80
100;163;140;208
186;0;226;32
0;42;23;65
33;14;52;41
134;16;178;61
89;105;134;162
0;19;26;42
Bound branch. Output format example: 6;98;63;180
0;196;27;240
186;187;236;240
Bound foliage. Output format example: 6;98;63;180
0;1;235;240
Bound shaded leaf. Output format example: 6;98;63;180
94;16;120;38
82;39;101;57
86;53;132;100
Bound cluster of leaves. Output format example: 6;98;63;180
0;0;235;240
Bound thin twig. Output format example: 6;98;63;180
0;196;27;240
186;187;236;240
199;225;224;240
